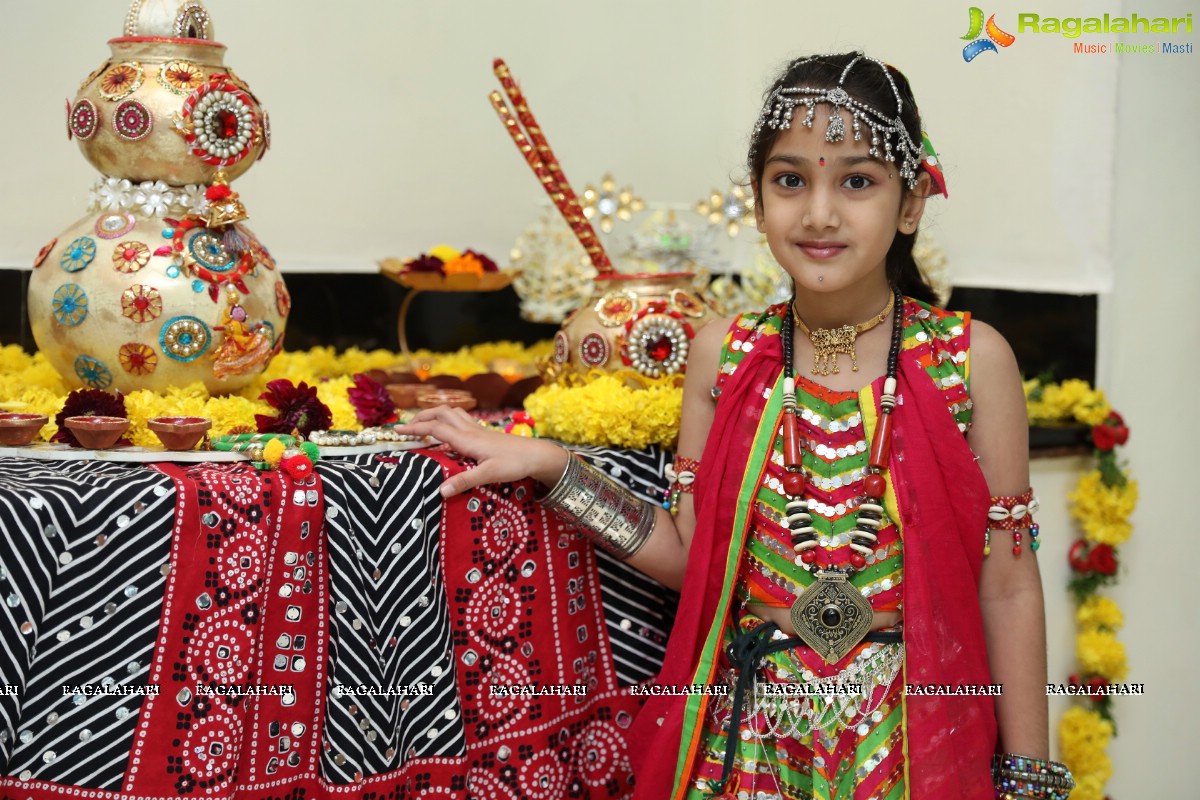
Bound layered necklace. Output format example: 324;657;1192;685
779;287;903;663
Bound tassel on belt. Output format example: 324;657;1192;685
709;623;903;797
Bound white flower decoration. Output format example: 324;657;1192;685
133;180;174;218
93;177;133;212
179;184;209;217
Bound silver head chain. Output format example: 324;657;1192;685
751;53;923;190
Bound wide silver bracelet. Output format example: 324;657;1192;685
537;454;655;560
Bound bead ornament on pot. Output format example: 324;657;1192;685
28;0;286;394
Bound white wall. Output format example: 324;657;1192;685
1101;0;1198;794
0;0;1124;292
1;0;1195;793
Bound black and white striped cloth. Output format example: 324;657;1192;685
315;453;466;781
0;446;680;786
569;446;679;687
0;459;174;787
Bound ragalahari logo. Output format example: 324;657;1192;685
962;7;1016;61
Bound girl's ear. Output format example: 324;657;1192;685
752;181;765;233
898;172;932;232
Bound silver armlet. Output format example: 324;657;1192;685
538;455;655;560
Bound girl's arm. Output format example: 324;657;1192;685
395;315;732;591
968;320;1050;759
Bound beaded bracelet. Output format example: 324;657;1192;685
662;455;700;516
991;753;1075;800
984;488;1041;556
210;432;297;462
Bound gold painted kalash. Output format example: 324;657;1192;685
26;0;287;393
543;272;712;384
489;60;718;448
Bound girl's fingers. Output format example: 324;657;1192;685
400;420;465;449
397;405;475;432
435;406;478;430
441;459;500;498
450;407;477;427
392;406;526;497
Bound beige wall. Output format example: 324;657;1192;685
1101;0;1198;794
0;0;1126;292
1;0;1195;793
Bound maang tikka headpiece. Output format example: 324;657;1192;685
752;53;928;191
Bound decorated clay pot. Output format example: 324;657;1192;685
29;1;287;394
546;273;718;383
28;210;287;393
70;37;267;185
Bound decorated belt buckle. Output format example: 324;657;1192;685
789;569;873;663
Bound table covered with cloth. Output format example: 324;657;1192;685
0;445;676;799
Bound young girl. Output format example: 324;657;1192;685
400;52;1073;800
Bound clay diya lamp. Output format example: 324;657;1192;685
0;413;49;446
148;416;212;451
416;388;477;411
64;415;130;449
386;383;424;409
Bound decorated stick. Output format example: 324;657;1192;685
493;60;588;218
489;63;613;273
488;92;612;272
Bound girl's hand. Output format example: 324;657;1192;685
394;406;570;498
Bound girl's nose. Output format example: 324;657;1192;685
802;185;839;230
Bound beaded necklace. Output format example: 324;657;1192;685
778;287;903;662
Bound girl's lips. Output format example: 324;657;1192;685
797;242;846;259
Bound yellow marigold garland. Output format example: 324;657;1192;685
522;370;685;450
1059;706;1114;800
1027;377;1135;799
1075;596;1123;632
1068;470;1137;546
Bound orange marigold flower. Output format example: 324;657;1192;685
442;254;485;277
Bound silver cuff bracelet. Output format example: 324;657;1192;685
538;454;655;560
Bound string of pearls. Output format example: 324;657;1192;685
306;427;421;447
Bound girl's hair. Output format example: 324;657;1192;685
748;52;938;305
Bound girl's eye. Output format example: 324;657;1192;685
843;174;873;190
775;174;803;189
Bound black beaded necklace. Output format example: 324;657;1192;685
777;286;904;662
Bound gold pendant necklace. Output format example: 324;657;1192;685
793;295;895;376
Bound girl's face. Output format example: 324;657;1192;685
754;105;926;297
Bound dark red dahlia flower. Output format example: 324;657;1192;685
255;379;332;436
404;254;445;273
347;373;396;427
